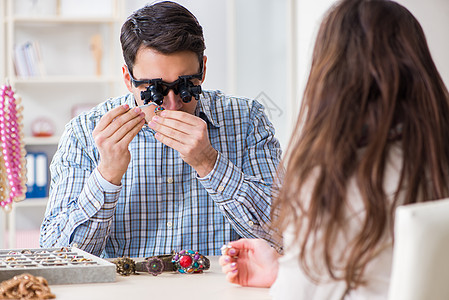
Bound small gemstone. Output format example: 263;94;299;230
179;255;192;268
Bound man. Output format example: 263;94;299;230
40;1;282;257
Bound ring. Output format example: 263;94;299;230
144;257;164;276
154;106;165;115
53;247;70;253
136;254;175;276
172;250;210;274
112;257;136;276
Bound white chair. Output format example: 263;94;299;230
388;198;449;300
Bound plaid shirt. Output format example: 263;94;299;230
40;90;282;257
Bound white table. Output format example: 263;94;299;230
49;256;271;300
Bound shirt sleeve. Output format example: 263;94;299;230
39;121;121;256
198;100;283;251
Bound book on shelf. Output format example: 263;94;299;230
25;152;48;198
13;41;47;78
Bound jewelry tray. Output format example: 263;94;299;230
0;247;116;285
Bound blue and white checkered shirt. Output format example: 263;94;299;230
40;90;282;257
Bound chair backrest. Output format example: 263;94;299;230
388;198;449;300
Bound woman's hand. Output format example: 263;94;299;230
219;238;280;288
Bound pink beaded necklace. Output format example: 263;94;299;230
0;84;26;211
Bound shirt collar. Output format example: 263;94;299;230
127;93;138;107
196;93;220;128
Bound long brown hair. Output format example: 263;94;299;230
274;0;449;291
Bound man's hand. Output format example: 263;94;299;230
219;238;280;287
148;110;218;177
93;104;145;185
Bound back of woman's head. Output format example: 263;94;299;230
275;0;449;292
304;0;449;158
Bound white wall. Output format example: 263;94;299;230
395;0;449;87
232;0;290;149
295;0;449;117
295;0;335;114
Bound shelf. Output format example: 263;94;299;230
13;198;48;208
24;136;60;145
10;16;120;24
11;75;120;84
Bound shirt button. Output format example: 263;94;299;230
167;221;173;228
72;243;79;248
94;202;101;210
167;177;174;184
217;185;225;192
248;221;254;226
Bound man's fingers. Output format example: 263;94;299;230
119;118;146;145
94;108;145;143
149;115;207;145
95;104;130;131
149;116;195;141
154;131;181;150
110;112;146;144
159;109;198;123
152;114;198;131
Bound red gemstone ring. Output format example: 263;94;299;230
154;106;165;115
172;250;210;274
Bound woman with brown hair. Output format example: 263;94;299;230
220;0;449;298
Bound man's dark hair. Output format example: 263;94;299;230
120;1;206;73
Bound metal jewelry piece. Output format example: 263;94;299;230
135;254;176;276
154;106;165;115
220;244;232;255
221;244;238;258
172;250;210;274
112;257;137;276
0;273;55;299
138;102;157;109
111;250;209;276
144;257;164;276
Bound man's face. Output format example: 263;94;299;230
123;47;206;119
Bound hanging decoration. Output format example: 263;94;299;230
0;84;27;211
